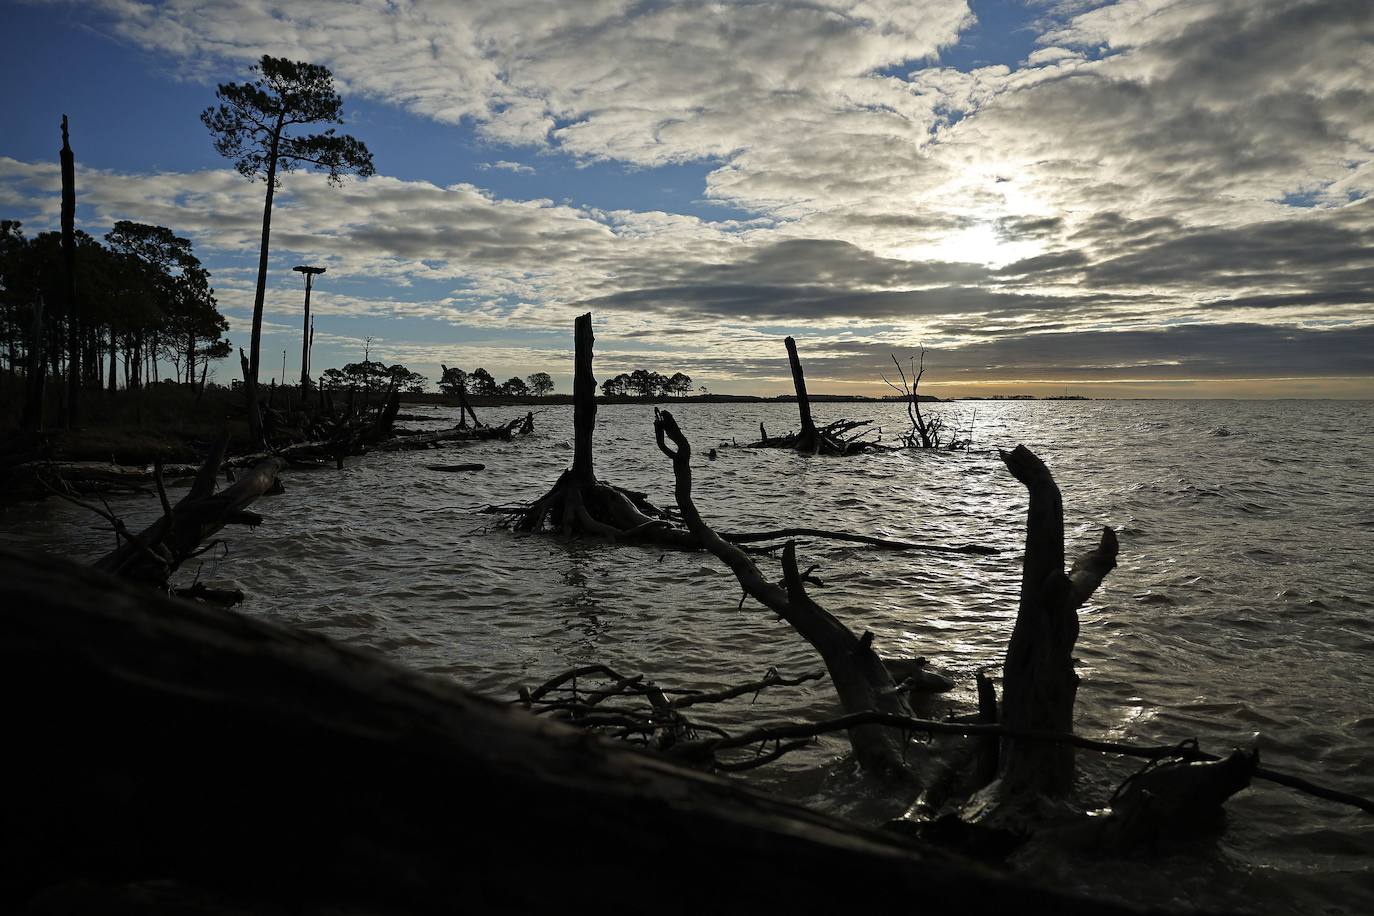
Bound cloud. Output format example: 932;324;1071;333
477;160;535;174
7;0;1373;393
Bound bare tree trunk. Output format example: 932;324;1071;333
785;336;815;443
20;296;45;431
571;312;596;486
245;119;283;446
60;115;80;426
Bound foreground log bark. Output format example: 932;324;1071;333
0;548;1148;916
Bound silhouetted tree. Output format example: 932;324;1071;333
526;371;554;396
668;371;692;397
438;365;469;395
468;367;496;395
601;373;630;397
202;55;374;444
386;363;427;393
499;376;529;396
1;220;230;405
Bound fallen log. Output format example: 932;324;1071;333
655;409;925;781
378;412;533;451
93;435;285;589
426;463;485;473
722;527;997;555
0;547;1152;915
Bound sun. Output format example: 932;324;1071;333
890;221;1044;268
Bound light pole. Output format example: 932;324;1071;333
293;265;326;388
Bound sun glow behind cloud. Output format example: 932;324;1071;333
890;222;1044;267
0;0;1370;396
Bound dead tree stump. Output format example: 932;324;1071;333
496;313;696;548
746;337;885;455
962;445;1118;830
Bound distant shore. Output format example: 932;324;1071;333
403;392;1095;407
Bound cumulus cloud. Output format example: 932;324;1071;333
7;0;1374;392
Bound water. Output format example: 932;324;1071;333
6;399;1373;913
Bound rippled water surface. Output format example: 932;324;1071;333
7;399;1373;914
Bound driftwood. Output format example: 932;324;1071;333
92;434;284;589
646;418;1284;857
746;337;887;455
960;446;1120;831
378;412;533;451
426;463;485;473
0;547;1151;915
655;409;928;781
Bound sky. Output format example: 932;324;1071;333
1;0;1371;398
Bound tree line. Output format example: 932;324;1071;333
0;217;231;397
601;369;694;398
439;366;555;397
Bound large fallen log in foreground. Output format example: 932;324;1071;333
0;548;1160;916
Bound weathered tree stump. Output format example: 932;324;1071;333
959;445;1118;831
495;313;697;548
746;337;886;455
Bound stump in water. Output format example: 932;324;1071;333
747;336;885;455
881;350;963;450
959;445;1118;831
496;313;697;548
441;363;484;430
490;315;997;559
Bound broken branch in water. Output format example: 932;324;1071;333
721;528;998;555
655;407;931;782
